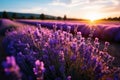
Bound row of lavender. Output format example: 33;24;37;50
2;24;120;80
17;20;120;42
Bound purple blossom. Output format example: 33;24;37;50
33;60;45;80
59;50;65;62
2;56;21;80
67;26;71;33
70;54;77;61
103;41;110;52
2;20;120;80
67;76;71;80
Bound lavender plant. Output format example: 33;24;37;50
2;56;22;80
2;23;120;80
33;60;45;80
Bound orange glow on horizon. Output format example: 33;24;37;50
84;12;103;22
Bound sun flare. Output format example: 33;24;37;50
85;13;102;22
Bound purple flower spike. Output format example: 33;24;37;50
59;50;65;62
2;56;21;80
67;76;71;80
77;31;82;40
67;26;71;33
103;41;110;52
33;60;45;80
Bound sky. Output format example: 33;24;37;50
0;0;120;19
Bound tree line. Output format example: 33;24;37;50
102;17;120;21
1;11;120;21
0;11;67;20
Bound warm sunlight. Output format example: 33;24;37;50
85;13;102;22
1;0;120;80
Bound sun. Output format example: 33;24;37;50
85;13;102;22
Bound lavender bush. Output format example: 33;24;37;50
2;23;120;80
17;20;120;42
2;56;22;80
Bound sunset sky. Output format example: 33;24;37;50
0;0;120;19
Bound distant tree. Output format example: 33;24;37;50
50;17;55;20
12;13;17;19
113;17;117;20
108;17;112;20
63;14;67;20
40;13;45;20
107;17;120;21
2;11;9;18
21;16;26;19
45;17;50;20
103;18;107;21
119;17;120;20
57;16;62;20
29;15;36;19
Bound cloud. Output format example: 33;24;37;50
111;0;120;5
59;0;72;4
20;7;48;13
99;0;120;12
49;0;106;7
50;0;120;8
94;0;120;17
50;1;67;6
48;0;120;18
49;0;86;7
49;0;71;7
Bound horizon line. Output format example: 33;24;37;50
0;10;120;20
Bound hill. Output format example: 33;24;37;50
0;11;56;19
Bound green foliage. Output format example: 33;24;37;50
57;16;62;20
102;17;120;21
40;13;45;20
12;13;17;19
2;11;9;19
29;15;36;19
63;15;67;20
21;16;26;19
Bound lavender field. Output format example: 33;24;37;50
0;19;120;80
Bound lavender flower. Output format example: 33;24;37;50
2;21;120;80
77;31;82;40
94;37;99;49
59;50;65;62
67;76;71;80
103;41;110;52
67;26;71;33
71;42;77;53
53;24;57;32
70;54;77;61
33;60;45;80
2;56;21;80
